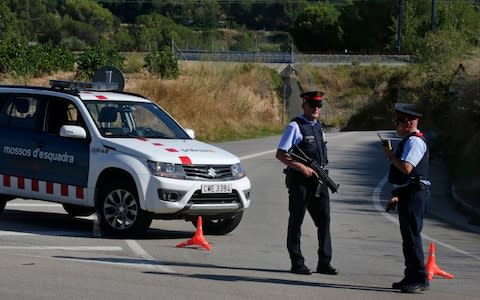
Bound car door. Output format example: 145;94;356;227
34;96;91;203
0;93;45;198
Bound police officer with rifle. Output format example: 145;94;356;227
276;91;338;276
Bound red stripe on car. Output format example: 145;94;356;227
61;184;69;197
46;182;54;194
17;177;25;189
76;186;84;199
179;156;192;165
3;175;10;187
32;179;39;192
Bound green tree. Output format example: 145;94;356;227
144;48;179;79
230;32;255;51
5;0;48;42
0;2;21;42
436;0;480;46
75;43;124;80
289;3;343;52
111;26;136;51
221;0;308;30
390;0;480;53
339;0;395;52
389;0;431;53
59;0;114;33
62;17;100;45
134;13;194;51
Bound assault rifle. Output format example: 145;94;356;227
287;144;340;194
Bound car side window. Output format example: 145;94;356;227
45;98;88;136
0;95;41;131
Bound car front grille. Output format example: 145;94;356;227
183;165;233;181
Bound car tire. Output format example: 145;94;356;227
0;200;6;213
0;195;13;213
62;203;96;217
98;180;152;235
193;210;243;235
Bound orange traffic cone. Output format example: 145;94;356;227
425;242;455;281
176;216;212;251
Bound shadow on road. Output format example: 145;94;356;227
52;254;397;293
0;209;193;239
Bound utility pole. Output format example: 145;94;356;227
396;0;404;53
290;40;294;64
431;0;436;32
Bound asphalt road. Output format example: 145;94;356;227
0;131;479;300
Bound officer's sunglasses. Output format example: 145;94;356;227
307;101;323;109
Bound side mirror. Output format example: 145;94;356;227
184;128;195;139
60;125;87;139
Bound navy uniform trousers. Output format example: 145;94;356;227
286;171;332;268
396;185;430;283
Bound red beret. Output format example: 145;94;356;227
301;91;325;102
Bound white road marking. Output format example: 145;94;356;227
240;150;276;160
239;132;355;161
55;256;173;271
4;202;174;271
0;246;122;251
373;175;480;261
125;240;175;273
0;230;91;236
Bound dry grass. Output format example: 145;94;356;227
295;64;396;128
133;62;283;141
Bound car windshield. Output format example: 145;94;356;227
84;101;190;139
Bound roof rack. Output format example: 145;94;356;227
49;80;120;92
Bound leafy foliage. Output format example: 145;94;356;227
2;0;479;53
144;49;179;79
75;44;125;80
0;41;74;78
290;3;343;52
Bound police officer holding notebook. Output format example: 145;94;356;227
276;91;338;276
382;103;431;293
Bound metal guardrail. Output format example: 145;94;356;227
174;49;412;65
176;50;294;63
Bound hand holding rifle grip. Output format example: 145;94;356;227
288;145;340;193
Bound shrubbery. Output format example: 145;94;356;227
0;42;75;78
75;44;125;80
144;49;179;79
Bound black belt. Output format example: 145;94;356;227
392;182;429;196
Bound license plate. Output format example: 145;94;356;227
201;183;232;194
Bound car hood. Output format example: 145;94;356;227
101;138;240;165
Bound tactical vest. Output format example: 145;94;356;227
388;131;429;185
292;117;328;166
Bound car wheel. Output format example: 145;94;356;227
0;195;13;213
62;204;96;217
98;180;152;235
0;200;6;213
193;211;243;235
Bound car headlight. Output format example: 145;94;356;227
231;163;246;179
147;161;186;179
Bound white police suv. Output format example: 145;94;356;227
0;80;251;235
